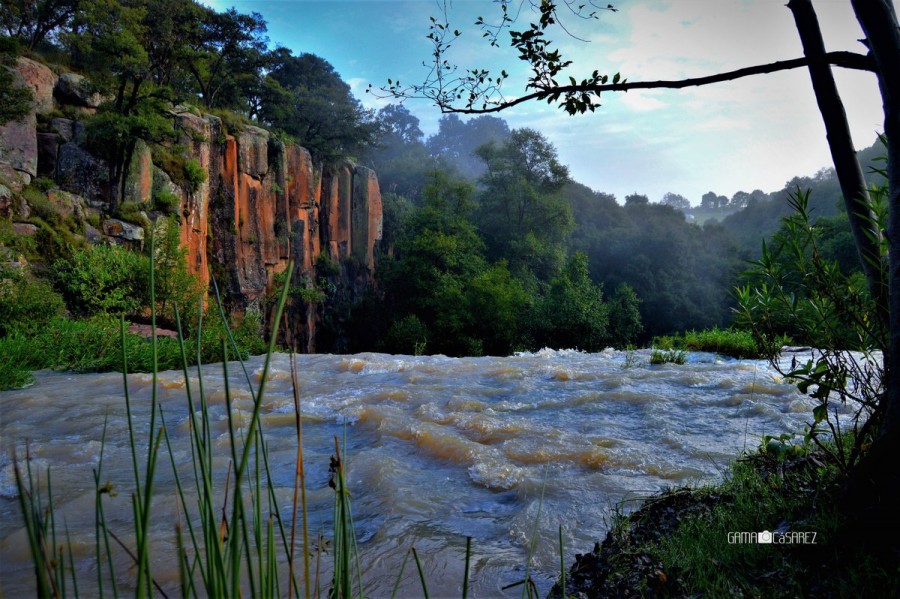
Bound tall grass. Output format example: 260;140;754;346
10;251;342;598
653;327;777;360
10;247;568;598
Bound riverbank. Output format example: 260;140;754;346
550;446;899;598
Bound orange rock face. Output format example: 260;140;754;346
185;121;382;351
0;61;384;350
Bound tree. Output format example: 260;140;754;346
378;172;490;355
730;190;751;208
608;282;642;346
362;104;439;201
1;0;81;50
660;192;690;210
534;252;608;351
261;50;377;160
475;128;572;279
700;191;718;210
182;7;268;109
0;51;33;126
64;0;202;206
425;113;510;178
378;103;424;147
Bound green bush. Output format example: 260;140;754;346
118;200;151;227
150;217;205;323
197;308;265;364
0;268;66;337
317;252;341;276
183;157;207;193
533;252;608;351
0;49;31;126
53;244;150;316
0;220;39;261
0;310;267;390
734;188;885;471
384;314;429;355
653;327;771;360
153;189;180;214
209;107;251;137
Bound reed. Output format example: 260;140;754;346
10;247;565;598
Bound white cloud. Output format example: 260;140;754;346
617;90;667;112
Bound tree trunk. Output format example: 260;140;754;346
787;0;889;330
844;0;900;544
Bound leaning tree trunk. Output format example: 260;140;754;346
788;0;889;331
844;0;900;543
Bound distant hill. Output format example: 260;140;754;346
719;138;885;256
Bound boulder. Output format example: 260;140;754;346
0;59;54;185
0;164;28;192
103;218;144;242
56;142;110;203
12;223;39;236
50;118;79;143
0;111;37;178
84;222;102;244
54;72;103;109
13;57;56;115
47;189;86;220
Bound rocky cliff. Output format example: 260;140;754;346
0;57;383;351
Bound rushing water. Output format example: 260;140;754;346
0;348;817;597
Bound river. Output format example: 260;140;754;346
0;348;816;597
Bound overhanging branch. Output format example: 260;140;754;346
433;50;874;114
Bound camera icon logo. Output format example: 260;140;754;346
758;530;773;544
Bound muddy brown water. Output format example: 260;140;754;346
0;349;819;597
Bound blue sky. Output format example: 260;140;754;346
205;0;883;205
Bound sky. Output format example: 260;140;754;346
204;0;884;205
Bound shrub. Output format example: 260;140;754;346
197;308;265;363
150;217;204;323
653;327;772;360
53;244;150;315
153;189;180;214
183;157;207;193
384;314;429;355
0;268;66;337
210;108;251;137
734;188;886;471
118;200;150;227
317;252;341;276
681;327;766;359
0;220;39;261
0;309;268;390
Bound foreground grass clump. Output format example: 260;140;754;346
552;439;899;598
653;327;776;360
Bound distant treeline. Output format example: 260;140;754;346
349;106;885;352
